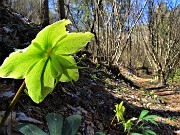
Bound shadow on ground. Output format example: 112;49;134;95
2;58;177;135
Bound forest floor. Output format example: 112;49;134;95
0;4;180;135
0;57;179;135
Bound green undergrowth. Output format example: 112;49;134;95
168;68;180;83
112;102;158;135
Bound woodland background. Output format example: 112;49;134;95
1;0;180;85
0;0;180;134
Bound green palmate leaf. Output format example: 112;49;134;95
59;68;79;82
143;126;150;130
115;102;125;122
142;115;157;125
145;130;156;135
0;19;94;103
46;113;63;135
124;119;133;132
50;57;60;78
42;59;56;95
143;115;157;120
62;115;82;135
139;110;149;120
32;19;71;51
0;50;43;79
149;120;158;125
56;55;77;69
50;55;63;78
54;32;94;55
131;133;143;135
16;123;47;135
25;58;52;103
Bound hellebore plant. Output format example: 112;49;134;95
112;102;158;135
16;113;82;135
0;19;93;127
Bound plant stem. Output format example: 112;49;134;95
0;80;25;128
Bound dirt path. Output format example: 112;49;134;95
119;66;180;112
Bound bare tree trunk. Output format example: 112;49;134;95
58;0;65;19
157;70;166;86
145;1;180;86
0;0;3;6
40;0;49;28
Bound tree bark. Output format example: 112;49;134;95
157;70;166;86
58;0;65;19
40;0;49;28
0;0;3;6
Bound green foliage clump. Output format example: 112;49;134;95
112;101;158;135
16;113;82;135
168;68;180;83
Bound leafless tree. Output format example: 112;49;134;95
40;0;49;28
6;0;180;84
145;0;180;85
58;0;65;19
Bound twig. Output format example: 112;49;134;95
0;80;25;128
